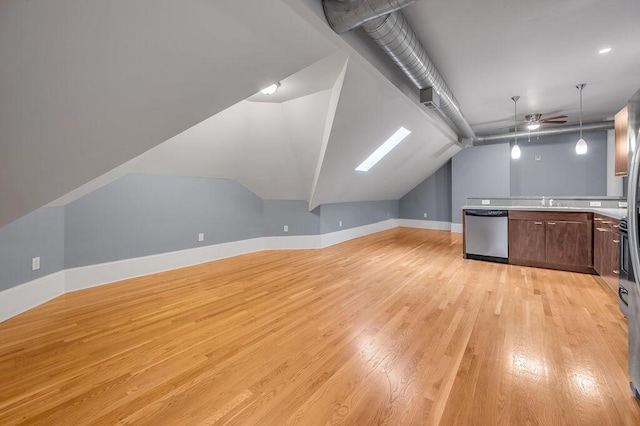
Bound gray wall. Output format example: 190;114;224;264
451;143;511;223
399;160;452;222
65;174;263;268
0;207;64;291
510;130;607;196
65;175;400;268
319;200;399;234
263;200;320;236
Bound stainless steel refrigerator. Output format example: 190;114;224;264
625;88;640;399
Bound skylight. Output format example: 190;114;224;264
355;127;411;172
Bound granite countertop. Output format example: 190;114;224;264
461;205;628;220
468;196;625;200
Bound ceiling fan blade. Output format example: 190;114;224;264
542;115;568;121
542;120;567;124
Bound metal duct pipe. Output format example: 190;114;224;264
474;120;614;144
323;1;476;145
362;12;475;144
323;0;416;34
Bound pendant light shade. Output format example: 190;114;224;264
511;143;521;159
576;84;587;155
511;96;520;160
575;138;588;154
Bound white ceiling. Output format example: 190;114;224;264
3;0;640;227
402;0;640;134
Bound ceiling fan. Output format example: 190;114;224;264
524;113;567;130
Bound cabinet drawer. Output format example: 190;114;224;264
595;214;620;232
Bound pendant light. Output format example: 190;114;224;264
511;96;521;159
575;84;587;155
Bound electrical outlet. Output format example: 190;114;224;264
590;201;602;207
534;155;542;162
198;233;204;242
32;257;40;271
619;201;628;208
338;220;342;227
482;200;490;205
283;225;289;232
423;212;428;218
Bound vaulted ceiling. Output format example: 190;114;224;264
47;50;458;210
2;0;640;228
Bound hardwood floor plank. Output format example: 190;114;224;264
1;228;639;425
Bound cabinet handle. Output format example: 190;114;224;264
534;222;543;225
548;222;556;225
613;269;620;275
594;218;603;221
602;221;613;224
613;239;620;243
596;228;606;232
614;224;619;228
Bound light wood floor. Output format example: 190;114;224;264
1;228;639;425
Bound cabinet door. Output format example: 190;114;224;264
509;219;545;262
615;106;628;177
593;225;607;275
610;232;620;288
603;228;614;285
545;221;589;267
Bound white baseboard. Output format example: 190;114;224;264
451;223;463;233
0;271;65;323
2;218;459;322
66;220;400;294
321;219;398;248
263;234;321;250
263;219;400;250
396;219;452;231
65;238;266;292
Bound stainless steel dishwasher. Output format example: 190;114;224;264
464;209;509;264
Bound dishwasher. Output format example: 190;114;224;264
464;209;509;263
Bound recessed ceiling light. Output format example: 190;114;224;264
598;47;612;54
260;83;280;95
355;127;411;172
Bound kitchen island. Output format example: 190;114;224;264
462;197;626;284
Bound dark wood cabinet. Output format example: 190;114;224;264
593;214;620;293
545;220;590;267
508;219;545;263
508;211;593;273
593;222;607;276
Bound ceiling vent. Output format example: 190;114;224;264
420;87;440;110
